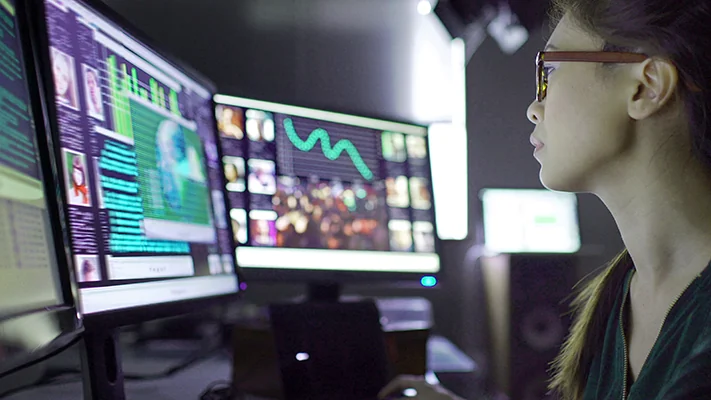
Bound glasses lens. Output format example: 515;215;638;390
536;53;545;102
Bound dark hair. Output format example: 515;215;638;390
546;1;711;399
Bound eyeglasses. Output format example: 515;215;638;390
536;51;648;102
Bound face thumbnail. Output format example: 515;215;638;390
223;156;246;192
82;64;104;120
51;47;79;110
409;177;432;210
217;105;245;140
75;255;101;283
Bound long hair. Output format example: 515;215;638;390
548;249;632;399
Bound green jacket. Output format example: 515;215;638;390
583;266;711;399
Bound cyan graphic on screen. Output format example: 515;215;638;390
131;98;211;228
155;120;206;211
282;118;374;181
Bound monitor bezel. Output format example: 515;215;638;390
0;0;83;380
25;0;242;328
215;94;443;285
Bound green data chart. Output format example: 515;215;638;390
107;55;183;141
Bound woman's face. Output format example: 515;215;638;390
526;14;634;193
87;71;99;102
54;56;70;96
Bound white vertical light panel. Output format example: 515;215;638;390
450;38;466;127
410;7;454;123
428;38;468;240
429;123;468;240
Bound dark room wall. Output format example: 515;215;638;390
100;0;427;122
100;0;624;382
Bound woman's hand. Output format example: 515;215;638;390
378;375;465;400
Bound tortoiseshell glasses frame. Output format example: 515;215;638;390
536;51;648;102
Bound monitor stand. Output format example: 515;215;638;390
306;282;342;303
81;328;126;400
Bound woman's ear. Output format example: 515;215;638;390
628;58;679;120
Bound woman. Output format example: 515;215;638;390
379;0;711;399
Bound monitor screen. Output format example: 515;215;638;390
0;0;63;320
214;95;440;274
480;188;581;254
40;0;237;315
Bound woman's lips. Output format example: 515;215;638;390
530;135;545;152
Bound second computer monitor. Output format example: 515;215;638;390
480;188;581;254
214;95;440;278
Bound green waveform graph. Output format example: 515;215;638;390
282;118;374;181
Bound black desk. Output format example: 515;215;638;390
5;358;236;400
2;335;483;399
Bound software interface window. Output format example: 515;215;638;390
43;0;237;314
216;97;440;273
0;0;62;318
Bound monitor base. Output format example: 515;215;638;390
306;282;342;303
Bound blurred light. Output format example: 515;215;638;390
429;123;468;240
425;371;440;385
410;4;453;122
403;388;418;397
239;282;248;291
421;276;437;287
487;5;529;54
296;352;310;361
417;0;432;15
450;38;466;127
427;37;468;241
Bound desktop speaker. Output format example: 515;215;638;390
481;254;576;400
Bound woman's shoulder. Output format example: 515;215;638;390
652;275;711;399
658;309;711;399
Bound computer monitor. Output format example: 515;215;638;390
0;0;81;382
27;0;240;397
29;0;239;322
480;188;581;254
214;95;440;296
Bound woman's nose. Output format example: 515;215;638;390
527;99;543;124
